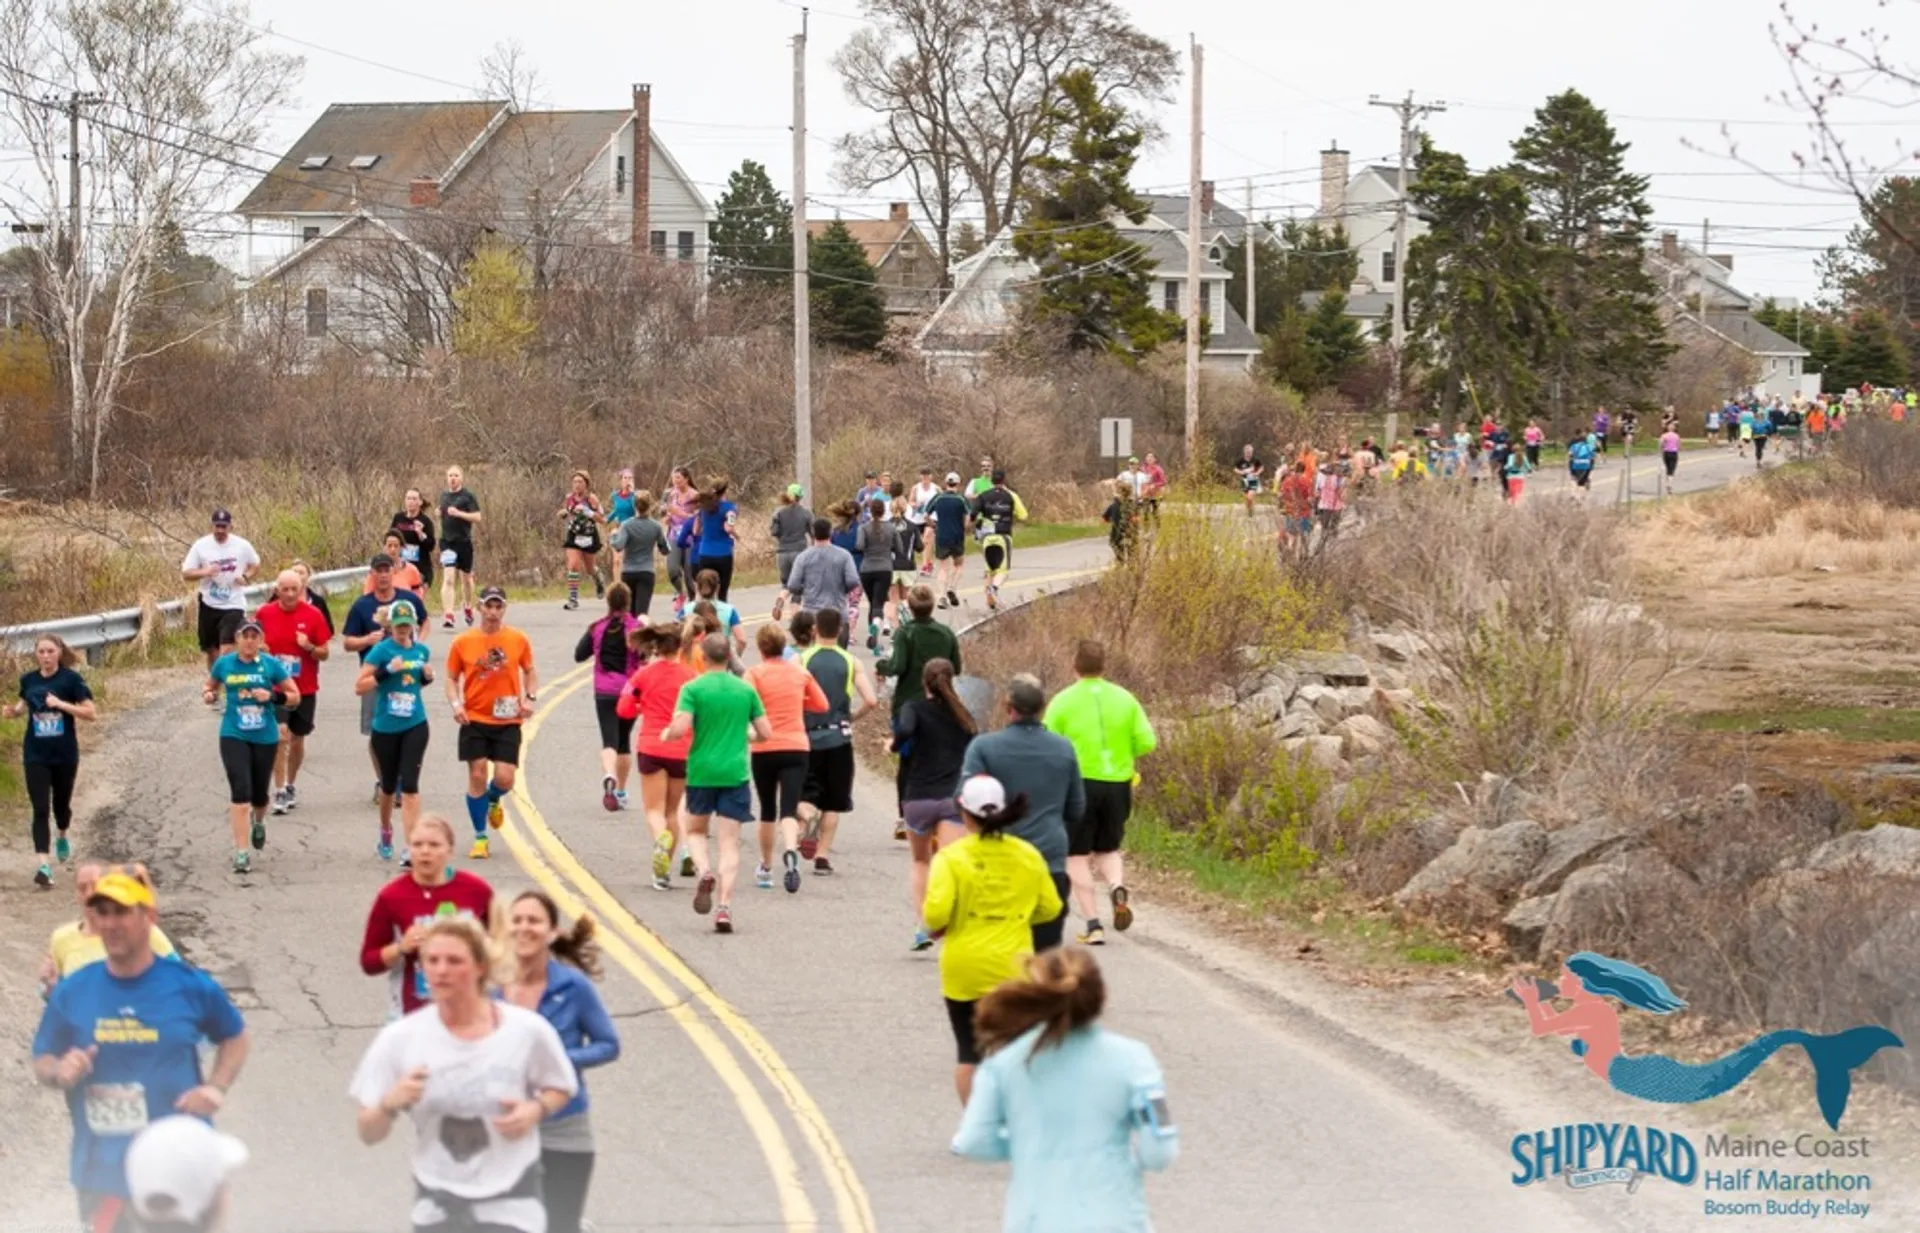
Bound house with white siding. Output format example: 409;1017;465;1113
1312;144;1423;316
234;85;709;365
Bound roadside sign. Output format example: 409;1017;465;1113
1099;417;1133;459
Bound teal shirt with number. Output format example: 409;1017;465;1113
212;652;290;744
365;639;432;733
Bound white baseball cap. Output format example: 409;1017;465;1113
945;472;962;485
126;1116;249;1224
957;773;1007;817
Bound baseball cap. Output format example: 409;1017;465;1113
957;774;1007;817
479;585;508;604
209;508;232;526
787;483;804;499
386;603;418;627
88;872;155;909
236;618;264;637
945;472;961;485
126;1116;249;1225
369;552;395;571
1127;455;1139;464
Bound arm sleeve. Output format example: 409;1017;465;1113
347;1023;398;1109
894;704;918;742
875;629;904;679
574;627;596;664
1131;1052;1180;1173
803;674;829;713
961;739;984;779
30;992;72;1059
840;554;861;592
195;971;248;1042
569;981;621;1070
951;1060;1011;1161
527;1016;581;1098
615;669;644;721
922;853;956;932
1132;699;1158;758
1012;493;1028;521
359;892;395;975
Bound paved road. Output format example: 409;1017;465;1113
3;531;1753;1232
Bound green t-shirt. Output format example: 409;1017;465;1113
1042;676;1158;784
674;670;765;788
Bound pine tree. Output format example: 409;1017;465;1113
1222;220;1358;337
710;159;793;290
1011;69;1180;357
1305;289;1368;386
809;219;889;352
1820;177;1920;382
1258;305;1320;392
1835;308;1911;389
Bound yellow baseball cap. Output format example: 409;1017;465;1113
89;872;156;909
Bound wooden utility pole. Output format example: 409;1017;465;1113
1245;178;1256;340
59;91;103;276
791;15;812;498
1369;90;1445;407
1184;38;1203;460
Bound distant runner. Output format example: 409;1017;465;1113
9;634;95;888
663;634;773;934
444;587;538;860
437;466;482;630
204;618;299;874
355;603;434;862
181;508;260;669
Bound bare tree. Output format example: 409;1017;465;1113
0;0;297;497
477;39;547;111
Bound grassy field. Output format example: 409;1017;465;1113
1690;705;1920;744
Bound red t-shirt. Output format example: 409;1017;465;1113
252;599;329;695
618;659;694;760
1279;473;1315;518
359;870;494;1016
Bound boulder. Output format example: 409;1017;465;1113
1273;704;1321;741
1537;864;1626;959
1503;895;1556;960
1202;684;1239;715
1297;684;1347;727
1255;664;1300;705
1404;815;1463;866
1521;820;1634;898
1290;650;1373;688
1803;826;1920;878
1473;772;1539;828
1282;734;1346;773
1333;713;1393;759
1369;630;1430;664
1374;688;1417;719
1394;819;1548;910
1242;682;1296;726
1335;686;1379;717
1372;665;1409;692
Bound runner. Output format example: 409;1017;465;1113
855;499;899;651
609;491;667;621
358;815;494;1018
745;624;829;894
1277;460;1314;558
965;456;995;501
389;487;437;597
888;496;920;634
1566;433;1596;499
254;570;331;817
180;509;260;669
1314;459;1347;539
1504;443;1533;505
798;608;878;873
1140;452;1168;522
350;916;575;1233
891;657;975;951
1738;403;1755;457
125;1115;250;1233
692;476;740;601
40;863;176;994
922;773;1062;1103
877;582;962;837
574;583;640;812
969;470;1028;611
204;619;299;874
370;530;424;595
690;569;747;657
444;587;537;860
782;516;862;646
343;554;429;806
437;466;482;630
1751;406;1773;469
907;467;941;572
769;484;814;620
616;624;694;891
558;470;606;611
604;468;638;580
1043;640;1157;946
1660;425;1682;496
8;634;95;887
1705;405;1722;445
661;634;772;934
924;474;973;609
1102;480;1139;563
499;892;621;1233
356;604;434;861
31;870;249;1231
961;675;1080;951
287;560;338;641
1593;407;1611;456
855;470;888;522
662;466;700;618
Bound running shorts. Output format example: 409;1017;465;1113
1571;470;1591;489
946;997;981;1065
636;752;687;779
457;722;523;766
276;693;317;737
442;540;474;574
1662;451;1678;477
371;723;430;795
934;540;965;562
981;537;1010;574
903;796;961;836
197;605;244;654
802;744;856;814
594;695;636;753
219;737;276;808
1071;779;1133;856
685;783;753;823
751;750;809;822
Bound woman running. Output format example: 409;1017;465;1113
617;624;695;891
746;623;829;895
39;861;176;994
954;949;1178;1232
351;916;576;1233
854;499;898;651
559;471;606;611
890;658;975;952
663;466;699;617
887;497;919;638
359;815;494;1018
355;603;433;862
7;634;96;887
371;529;425;595
574;582;640;813
690;570;746;657
770;484;813;621
923;774;1063;1103
1660;425;1682;496
203;618;299;875
692;476;739;601
500;893;620;1233
389;488;437;596
604;469;638;579
610;491;667;620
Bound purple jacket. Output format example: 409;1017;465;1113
574;613;640;697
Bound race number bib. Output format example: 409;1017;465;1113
278;655;302;676
83;1083;149;1136
31;712;65;739
237;704;266;731
573;535;595;549
439;549;458;567
401;544;420;563
491;696;521;720
208;581;233;603
386;692;418;720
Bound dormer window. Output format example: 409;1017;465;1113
298;155;331;171
348;154;380;170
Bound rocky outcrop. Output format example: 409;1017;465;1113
1802;825;1920;878
1394;820;1548;912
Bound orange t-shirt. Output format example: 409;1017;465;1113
445;626;535;725
366;564;423;594
745;659;828;753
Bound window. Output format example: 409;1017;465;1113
304;288;328;339
405;293;431;343
301;226;320;244
1790;358;1800;377
677;230;695;261
650;230;667;257
348;154;380;171
1199;283;1212;321
1381;249;1397;285
298;155;330;171
1164;281;1178;313
615;155;626;194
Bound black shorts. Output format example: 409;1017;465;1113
636;751;687;779
1571;470;1591;489
594;695;636;753
1662;451;1679;477
457;722;523;766
219;737;276;807
371;723;430;795
620;572;656;618
946;997;981;1065
752;750;810;822
1071;779;1133;856
934;540;964;561
564;532;602;555
276;693;317;738
802;744;856;813
442;540;474;574
982;539;1009;573
197;605;244;653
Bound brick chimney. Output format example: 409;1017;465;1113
1200;179;1215;224
409;177;439;209
632;83;652;254
889;202;909;223
1660;230;1679;261
1320;144;1348;220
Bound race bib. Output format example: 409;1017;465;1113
401;544;420;563
439;549;458;567
278;654;302;676
208;581;233;603
31;711;65;739
573;535;595;548
386;692;419;720
237;704;266;731
491;696;521;720
84;1083;148;1136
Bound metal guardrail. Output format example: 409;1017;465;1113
1;567;370;659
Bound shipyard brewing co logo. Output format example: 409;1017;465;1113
1505;952;1901;1215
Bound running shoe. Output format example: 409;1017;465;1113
783;850;801;894
377;832;394;862
593;574;605;598
672;594;686;620
270;787;291;816
564;596;579;611
442;614;456;630
250;818;266;851
866;625;878;652
651;833;674;881
910;927;933;952
487;799;504;829
680;854;696;878
986;588;999;611
469;836;490;860
232;850;251;875
54;834;70;863
692;872;716;915
714;905;733;934
399;849;412;870
893;819;907;841
946;589;958;608
1078;922;1106;946
602;775;620;813
755;863;775;890
919;562;934;576
1111;886;1133;932
615;790;629;810
814;857;834;875
464;606;475;626
34;864;52;888
285;783;300;811
652;874;671;891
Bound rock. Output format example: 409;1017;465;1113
1722;783;1757;812
1273;704;1321;741
1202;684;1239;714
1538;864;1626;959
1282;734;1346;773
1369;631;1429;664
1242;682;1296;726
1297;684;1346;727
1374;688;1417;718
1521;820;1635;898
1255;664;1300;704
1233;644;1270;670
1473;772;1539;828
1289;650;1372;688
1503;896;1556;959
1404;815;1462;866
1372;665;1409;691
1804;826;1920;878
1332;713;1393;759
1394;819;1548;911
1335;686;1379;717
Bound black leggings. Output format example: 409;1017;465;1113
752;750;809;822
219;738;277;808
371;723;431;795
1030;871;1072;952
541;1149;594;1233
620;572;656;620
704;555;734;601
861;572;891;625
25;760;77;854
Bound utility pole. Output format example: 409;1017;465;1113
59;91;104;277
1184;38;1203;462
1369;91;1446;408
1245;178;1256;342
791;15;812;498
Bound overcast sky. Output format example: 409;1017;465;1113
238;0;1919;301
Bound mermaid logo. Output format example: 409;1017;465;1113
1511;952;1904;1132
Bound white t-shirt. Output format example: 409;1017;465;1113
181;533;260;612
350;1003;577;1232
907;481;941;525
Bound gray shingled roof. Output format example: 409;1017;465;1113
1301;289;1394;319
1702;310;1810;356
442;110;626;212
1142;194;1249;234
234;101;506;215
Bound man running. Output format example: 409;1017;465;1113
662;634;772;934
1233;444;1264;516
254;570;331;816
437;465;482;630
783;517;862;648
965;456;995;501
907;466;941;573
797;608;878;874
960;674;1082;951
181;509;260;669
343;555;428;805
444;586;537;860
1566;433;1596;499
968;469;1027;610
1042;640;1157;946
924;473;973;609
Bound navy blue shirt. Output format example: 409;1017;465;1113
924;492;972;547
342;589;426;662
18;667;90;765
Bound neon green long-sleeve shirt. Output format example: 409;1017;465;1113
1042;677;1157;784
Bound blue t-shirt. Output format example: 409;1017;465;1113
342;589;427;663
695;501;738;559
830;525;859;555
31;958;246;1196
364;638;432;733
608;491;637;524
924;492;971;546
18;666;91;765
210;653;290;744
1568;440;1594;472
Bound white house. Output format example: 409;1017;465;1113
1315;145;1423;304
1646;231;1815;402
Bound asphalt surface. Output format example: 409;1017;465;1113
0;506;1811;1233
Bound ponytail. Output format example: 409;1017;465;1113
551;914;603;980
974;948;1106;1059
922;658;974;735
967;792;1029;838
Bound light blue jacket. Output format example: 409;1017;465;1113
952;1024;1177;1233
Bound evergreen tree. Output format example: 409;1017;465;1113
1011;69;1181;357
1834;308;1911;389
1819;177;1920;383
1257;305;1319;392
1221;219;1358;337
951;221;986;262
809;219;889;351
1305;289;1368;387
710;159;793;290
1509;90;1669;429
